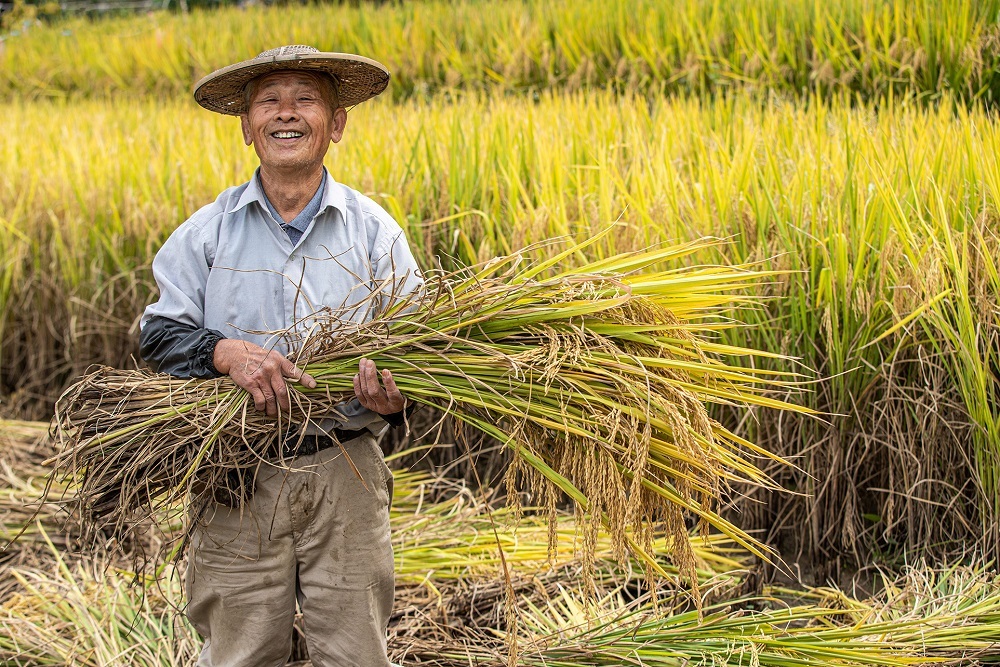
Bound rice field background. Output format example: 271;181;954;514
3;0;1000;663
4;0;1000;103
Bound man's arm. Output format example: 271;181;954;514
140;316;413;423
139;316;317;418
139;316;225;378
140;214;314;418
351;214;425;429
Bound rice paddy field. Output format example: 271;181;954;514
4;0;1000;664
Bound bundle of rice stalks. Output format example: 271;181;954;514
50;235;807;584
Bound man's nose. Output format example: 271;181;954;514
275;98;299;120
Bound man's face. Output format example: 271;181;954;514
240;71;347;175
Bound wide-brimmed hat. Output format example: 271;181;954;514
193;45;390;115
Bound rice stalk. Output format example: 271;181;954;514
5;0;999;103
2;420;747;604
0;544;195;667
48;237;809;588
405;566;1000;666
391;469;749;591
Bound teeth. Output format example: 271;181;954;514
273;131;303;138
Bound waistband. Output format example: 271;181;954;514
279;428;368;460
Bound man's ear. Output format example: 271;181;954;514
240;115;253;146
330;108;348;144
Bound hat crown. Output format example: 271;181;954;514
256;45;320;59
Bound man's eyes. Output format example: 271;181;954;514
257;96;316;103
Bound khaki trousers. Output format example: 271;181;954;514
185;434;395;667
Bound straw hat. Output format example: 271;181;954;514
193;45;390;116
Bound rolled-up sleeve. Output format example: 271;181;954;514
139;316;225;378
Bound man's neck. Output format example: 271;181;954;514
258;166;325;223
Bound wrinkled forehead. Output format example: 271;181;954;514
251;70;331;94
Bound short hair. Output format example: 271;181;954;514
242;71;341;114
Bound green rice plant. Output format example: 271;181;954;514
3;0;1000;103
48;238;807;589
906;196;1000;553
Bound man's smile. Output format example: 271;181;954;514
271;130;304;139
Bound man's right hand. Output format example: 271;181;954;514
213;339;317;417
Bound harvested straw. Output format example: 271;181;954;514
6;545;998;667
0;421;79;588
391;468;750;593
50;235;806;583
398;566;1000;667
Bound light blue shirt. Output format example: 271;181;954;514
261;169;325;246
142;168;423;433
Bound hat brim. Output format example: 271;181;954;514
194;51;390;115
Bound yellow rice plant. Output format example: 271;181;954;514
3;0;999;103
4;90;1000;564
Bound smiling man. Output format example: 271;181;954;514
138;46;421;667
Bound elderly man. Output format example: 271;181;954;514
138;46;420;667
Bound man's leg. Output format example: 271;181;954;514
186;464;299;667
293;435;395;667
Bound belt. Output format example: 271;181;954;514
212;428;369;507
279;428;368;460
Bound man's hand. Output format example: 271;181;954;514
354;358;406;415
213;339;317;417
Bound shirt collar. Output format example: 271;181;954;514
230;167;346;221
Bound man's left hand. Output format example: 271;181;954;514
354;358;406;414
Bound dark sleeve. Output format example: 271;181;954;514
139;316;226;379
381;402;418;428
